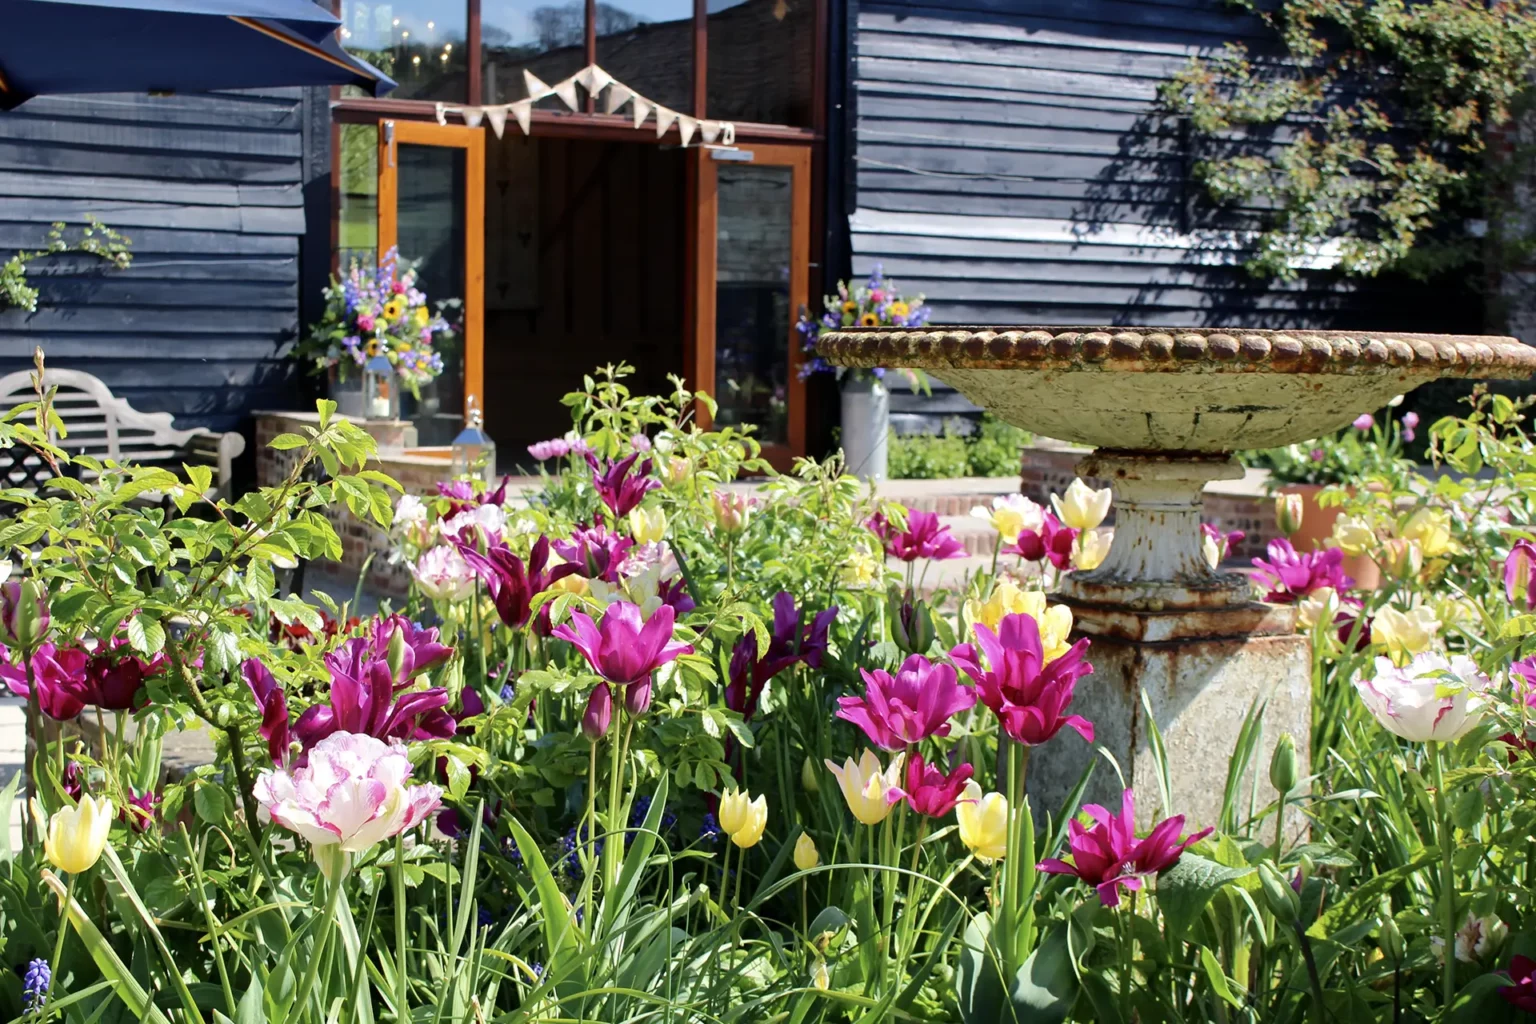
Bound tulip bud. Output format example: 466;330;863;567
888;590;936;654
1379;898;1406;961
43;794;112;874
1380;537;1423;581
1;579;50;651
385;624;408;682
1258;861;1300;924
1275;493;1305;536
711;490;751;533
811;959;830;992
624;676;653;716
582;683;613;740
801;756;821;794
1269;733;1298;796
1506;540;1536;609
793;831;820;871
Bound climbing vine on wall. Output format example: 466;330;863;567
1;217;133;313
1160;0;1536;280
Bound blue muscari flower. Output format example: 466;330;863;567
557;823;603;876
22;958;49;1008
504;834;523;867
574;905;584;926
867;262;885;289
477;906;494;929
530;961;545;982
630;795;652;828
700;813;723;845
499;682;515;702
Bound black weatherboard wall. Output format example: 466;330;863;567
0;87;331;446
827;0;1481;433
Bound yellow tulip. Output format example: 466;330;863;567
954;780;1008;863
840;542;884;590
1275;493;1305;535
812;959;830;991
964;584;1075;662
793;831;820;871
1380;537;1423;581
664;456;691;487
1331;515;1375;556
628;505;668;545
1073;528;1112;571
825;750;904;826
44;795;113;874
724;791;768;849
1052;478;1112;531
1372;603;1441;664
549;573;589;597
1295;587;1340;630
969;494;1043;545
1400;507;1455;558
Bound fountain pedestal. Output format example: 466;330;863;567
818;326;1536;830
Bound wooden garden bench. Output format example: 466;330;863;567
0;368;246;498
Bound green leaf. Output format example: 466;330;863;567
1200;947;1241;1008
269;433;309;451
444;755;471;801
1008;923;1078;1024
194;784;229;826
1156;851;1254;943
956;912;1006;1024
126;613;166;656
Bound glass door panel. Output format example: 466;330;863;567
378;120;484;447
694;144;810;467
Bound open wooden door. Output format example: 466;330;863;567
689;144;812;469
378;120;485;446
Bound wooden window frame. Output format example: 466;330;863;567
688;142;811;470
377;119;486;421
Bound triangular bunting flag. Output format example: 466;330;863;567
511;99;533;135
552;75;580;111
462;107;484;128
579;64;614;97
720;122;736;146
632;96;653;129
523;69;553;101
434;102;448;126
677;115;698;147
654;105;678;139
700;120;721;144
604;83;634;115
485;105;508;138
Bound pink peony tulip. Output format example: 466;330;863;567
868;508;966;562
836;653;976;750
553;600;692;688
949;613;1094;748
886;753;974;817
1251;538;1353;603
253;731;442;855
1036;788;1210;907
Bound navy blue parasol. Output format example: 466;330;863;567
0;0;394;109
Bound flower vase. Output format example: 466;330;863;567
330;366;367;420
841;374;889;481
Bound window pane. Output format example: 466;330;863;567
706;0;813;126
596;1;694;114
714;164;792;446
337;123;378;269
482;0;587;105
397;144;468;445
341;0;468;101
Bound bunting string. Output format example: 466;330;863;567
433;63;736;146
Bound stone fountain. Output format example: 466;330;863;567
819;326;1536;829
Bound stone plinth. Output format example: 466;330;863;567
1028;598;1310;835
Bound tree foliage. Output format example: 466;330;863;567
1161;0;1536;279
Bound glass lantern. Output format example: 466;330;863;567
363;354;399;421
451;395;496;484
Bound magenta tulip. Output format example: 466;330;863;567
1251;538;1353;603
554;600;692;687
1037;788;1210;907
950;613;1094;748
553;524;635;583
1007;511;1079;571
293;637;456;751
886;753;974;817
1514;656;1536;710
1506;540;1536;610
869;508;967;562
1502;956;1536;1012
582;683;613;739
837;653;976;750
455;534;575;630
81;649;163;712
1;643;90;720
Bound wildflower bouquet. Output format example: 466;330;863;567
298;247;451;397
796;262;931;381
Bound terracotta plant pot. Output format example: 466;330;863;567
1277;482;1380;591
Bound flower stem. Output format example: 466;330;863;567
44;874;77;1022
1430;741;1456;1011
393;836;409;1017
292;870;344;1021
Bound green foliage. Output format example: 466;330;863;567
0;217;132;312
890;414;1032;479
1160;0;1536;278
1242;400;1417;485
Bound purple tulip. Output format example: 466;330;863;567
0;580;49;649
82;649;162;712
553;601;692;687
554;525;634;584
836;654;976;750
367;615;453;681
950;613;1094;748
885;754;974;818
586;452;660;517
293;633;457;751
582;683;613;739
1512;656;1536;710
123;788;157;834
1251;538;1354;603
868;508;966;562
242;659;293;766
724;592;837;721
455;534;575;630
